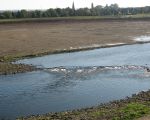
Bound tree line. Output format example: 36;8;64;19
0;3;150;19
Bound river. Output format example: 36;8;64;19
1;43;150;119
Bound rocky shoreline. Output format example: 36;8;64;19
18;90;150;120
0;62;36;75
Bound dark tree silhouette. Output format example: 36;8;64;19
0;3;150;19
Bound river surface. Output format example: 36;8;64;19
1;43;150;119
17;43;150;67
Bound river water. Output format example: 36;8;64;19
1;43;150;119
17;43;150;67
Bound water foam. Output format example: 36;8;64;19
134;35;150;42
45;65;146;74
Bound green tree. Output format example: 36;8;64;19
94;5;103;16
46;9;57;17
55;8;62;17
91;3;96;16
3;11;13;18
72;2;76;16
20;9;28;18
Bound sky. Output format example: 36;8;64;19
0;0;150;10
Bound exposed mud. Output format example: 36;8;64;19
0;62;36;75
0;19;150;74
1;20;150;58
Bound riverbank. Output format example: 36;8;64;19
1;41;150;75
0;62;36;75
1;18;150;58
0;18;150;73
17;90;150;120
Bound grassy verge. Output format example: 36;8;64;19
0;14;150;24
17;90;150;120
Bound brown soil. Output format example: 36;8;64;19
0;20;150;58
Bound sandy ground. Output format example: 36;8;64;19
0;20;150;58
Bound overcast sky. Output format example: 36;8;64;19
0;0;150;10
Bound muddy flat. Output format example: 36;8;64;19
0;20;150;58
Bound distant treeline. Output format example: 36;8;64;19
0;3;150;19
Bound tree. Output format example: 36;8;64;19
61;8;70;17
91;3;96;16
91;3;94;10
20;10;28;18
110;4;119;15
3;11;13;18
72;2;75;11
46;9;58;17
76;8;91;16
0;4;150;19
55;8;62;17
72;2;76;16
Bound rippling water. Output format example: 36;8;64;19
1;43;150;119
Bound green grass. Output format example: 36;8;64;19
80;103;150;120
113;103;150;120
0;16;116;23
0;14;150;24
